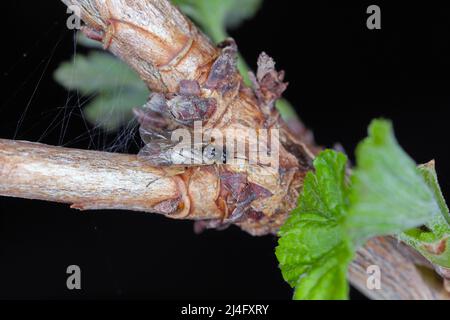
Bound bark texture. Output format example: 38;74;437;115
61;0;317;236
63;0;218;93
1;139;448;299
0;139;189;215
349;237;449;300
0;0;447;299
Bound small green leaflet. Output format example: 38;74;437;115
54;52;148;95
346;120;440;244
54;52;149;132
171;0;263;41
276;119;446;300
83;89;149;132
276;151;353;300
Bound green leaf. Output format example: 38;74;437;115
276;150;353;300
54;52;148;95
54;52;149;131
76;33;103;49
292;243;352;300
277;211;353;300
84;89;149;132
223;0;262;29
399;161;450;268
298;150;349;219
346;120;440;244
172;0;263;42
277;119;444;300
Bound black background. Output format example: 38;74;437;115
0;0;449;299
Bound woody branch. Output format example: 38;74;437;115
0;0;447;299
0;138;446;299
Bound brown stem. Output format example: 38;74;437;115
0;0;445;299
350;237;449;300
61;0;219;93
0;139;191;216
1;139;448;299
58;0;450;299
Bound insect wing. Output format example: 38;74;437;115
138;139;207;167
